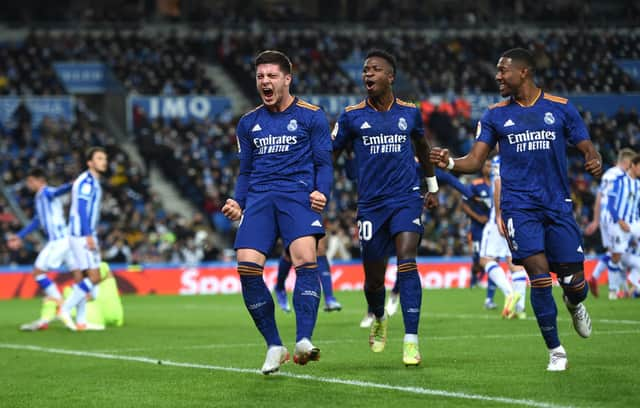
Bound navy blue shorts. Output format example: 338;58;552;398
234;190;325;255
501;207;584;264
357;195;423;261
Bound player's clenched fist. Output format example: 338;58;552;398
309;191;327;213
222;198;243;221
584;154;603;177
429;147;450;169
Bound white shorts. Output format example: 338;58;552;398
35;238;75;271
480;221;511;259
599;216;615;249
609;222;640;254
69;236;101;271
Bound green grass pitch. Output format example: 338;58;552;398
0;288;637;407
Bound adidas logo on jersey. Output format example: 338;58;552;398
412;218;421;226
577;245;583;253
252;124;262;132
503;119;515;127
360;121;371;129
311;220;322;227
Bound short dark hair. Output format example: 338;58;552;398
255;50;292;75
501;48;536;74
365;49;397;76
632;154;640;166
27;167;46;180
86;146;106;162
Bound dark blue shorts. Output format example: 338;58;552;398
234;190;325;255
501;207;584;264
357;195;423;261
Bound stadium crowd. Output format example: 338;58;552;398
0;101;221;266
1;24;639;265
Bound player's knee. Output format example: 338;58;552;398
554;263;588;304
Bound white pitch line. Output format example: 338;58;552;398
91;329;640;353
0;343;573;408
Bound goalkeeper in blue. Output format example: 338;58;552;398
222;50;333;375
332;50;439;366
431;48;602;371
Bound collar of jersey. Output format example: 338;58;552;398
512;89;542;108
366;97;395;112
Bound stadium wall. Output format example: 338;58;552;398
0;258;601;300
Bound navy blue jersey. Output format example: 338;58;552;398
476;92;589;212
234;98;332;208
464;178;491;241
332;98;424;207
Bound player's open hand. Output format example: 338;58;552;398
6;235;22;250
222;198;243;221
584;155;602;177
309;191;327;213
430;147;450;169
424;192;438;209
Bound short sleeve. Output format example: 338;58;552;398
331;111;351;151
475;109;498;149
410;108;425;141
564;102;589;145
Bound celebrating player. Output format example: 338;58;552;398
222;50;332;374
430;48;602;371
585;148;635;297
58;147;108;331
6;168;73;330
333;50;439;366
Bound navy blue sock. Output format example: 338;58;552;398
530;274;560;349
486;277;497;301
364;285;386;319
238;262;282;347
317;255;335;301
276;256;292;291
397;259;422;335
561;276;588;306
293;262;321;341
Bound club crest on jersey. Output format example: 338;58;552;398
544;112;555;125
287;119;298;132
398;117;407;131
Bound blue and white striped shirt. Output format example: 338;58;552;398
18;184;72;241
608;172;640;224
598;166;626;223
68;171;103;237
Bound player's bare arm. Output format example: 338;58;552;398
430;141;492;174
584;191;602;235
413;137;439;209
576;139;602;177
222;198;242;221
